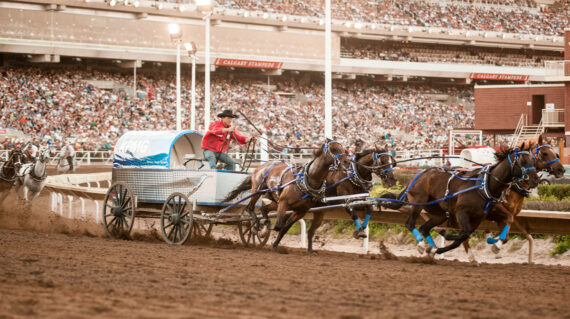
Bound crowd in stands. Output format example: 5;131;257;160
220;0;568;36
342;39;564;67
0;66;476;154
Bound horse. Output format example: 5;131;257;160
14;147;50;204
56;154;76;174
456;137;564;263
223;139;351;251
306;146;397;252
0;149;24;204
393;144;539;257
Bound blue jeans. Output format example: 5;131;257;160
203;150;236;171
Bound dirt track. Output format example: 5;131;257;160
1;166;570;318
1;215;570;318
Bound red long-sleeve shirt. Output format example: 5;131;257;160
201;120;248;153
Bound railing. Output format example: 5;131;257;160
544;60;570;77
0;150;114;165
542;109;565;127
0;148;451;168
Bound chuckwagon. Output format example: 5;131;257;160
102;130;270;246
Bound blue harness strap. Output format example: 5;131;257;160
399;169;426;201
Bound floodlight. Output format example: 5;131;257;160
184;42;197;55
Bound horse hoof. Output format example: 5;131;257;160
492;243;501;254
353;230;367;239
259;226;270;238
417;242;426;254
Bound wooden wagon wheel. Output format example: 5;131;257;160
102;181;135;239
161;192;193;245
238;208;270;248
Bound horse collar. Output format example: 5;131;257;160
296;161;326;202
348;161;372;191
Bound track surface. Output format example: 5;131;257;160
1;166;570;318
1;225;570;318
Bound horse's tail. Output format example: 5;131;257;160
378;189;407;210
222;177;252;203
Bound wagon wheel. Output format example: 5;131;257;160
102;181;135;239
191;220;213;238
238;209;270;248
161;192;193;245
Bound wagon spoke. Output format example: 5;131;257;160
165;203;174;216
181;219;191;225
122;216;130;230
172;225;179;242
108;216;117;226
178;226;184;242
120;196;131;209
164;220;174;229
123;210;133;218
167;223;175;239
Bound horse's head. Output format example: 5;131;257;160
370;145;397;187
316;139;351;170
8;149;24;172
530;136;564;178
506;143;539;188
38;147;51;163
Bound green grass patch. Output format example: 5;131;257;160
551;235;570;256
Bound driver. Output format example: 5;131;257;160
61;143;76;171
200;109;254;171
22;141;39;163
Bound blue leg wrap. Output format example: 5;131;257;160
499;225;510;241
487;237;499;244
361;214;371;230
426;235;437;248
412;228;424;243
354;219;361;232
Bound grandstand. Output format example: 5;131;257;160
0;0;568;157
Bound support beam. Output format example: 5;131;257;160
28;54;59;63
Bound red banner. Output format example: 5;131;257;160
214;58;283;69
469;73;529;81
0;129;6;134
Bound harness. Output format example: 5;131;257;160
0;162;17;182
297;160;327;201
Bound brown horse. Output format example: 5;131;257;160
306;146;397;252
393;144;539;256
0;149;24;204
457;137;564;263
223;139;351;251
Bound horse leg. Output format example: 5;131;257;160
418;213;447;255
404;206;425;249
486;204;514;254
435;211;473;255
346;206;366;239
272;211;303;251
512;218;534;264
272;201;290;232
307;211;325;253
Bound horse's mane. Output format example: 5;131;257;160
494;147;513;162
355;148;375;161
313;144;325;158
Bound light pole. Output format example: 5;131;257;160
184;42;197;131
324;0;332;139
197;0;215;130
168;23;183;130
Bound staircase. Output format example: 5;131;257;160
509;114;544;148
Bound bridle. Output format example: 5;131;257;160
322;140;350;170
507;149;536;181
531;144;560;171
371;151;396;178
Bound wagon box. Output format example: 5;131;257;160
112;130;251;205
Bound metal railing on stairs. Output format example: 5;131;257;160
510;114;544;148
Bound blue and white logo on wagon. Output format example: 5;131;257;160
113;130;203;168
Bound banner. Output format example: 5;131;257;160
214;58;283;69
469;73;529;81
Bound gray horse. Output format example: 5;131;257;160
15;147;50;204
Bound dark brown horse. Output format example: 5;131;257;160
224;139;351;251
0;149;24;204
306;146;397;252
458;137;564;263
393;144;539;256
